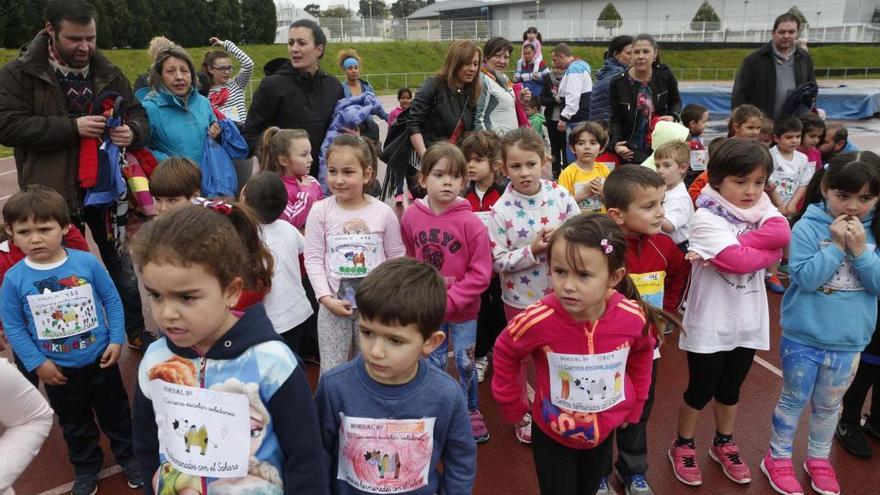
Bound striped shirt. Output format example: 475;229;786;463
208;40;254;123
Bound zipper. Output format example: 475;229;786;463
583;321;597;354
198;356;207;388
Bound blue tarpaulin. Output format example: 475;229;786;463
680;85;880;120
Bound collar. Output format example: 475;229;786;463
770;42;795;63
47;35;90;79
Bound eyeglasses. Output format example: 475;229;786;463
211;65;233;72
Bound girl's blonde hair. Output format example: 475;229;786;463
500;126;546;164
727;104;764;137
258;127;310;174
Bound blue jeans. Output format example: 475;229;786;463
770;337;859;458
429;320;479;412
563;122;579;164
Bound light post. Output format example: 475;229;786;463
743;0;748;40
369;0;373;39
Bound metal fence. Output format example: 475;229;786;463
313;17;880;44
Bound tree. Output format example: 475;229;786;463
1;0;46;49
304;3;321;17
597;2;622;34
787;6;808;28
210;0;243;42
359;0;389;18
690;1;721;31
241;0;277;44
323;6;352;18
390;0;422;19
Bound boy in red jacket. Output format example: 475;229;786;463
604;165;689;494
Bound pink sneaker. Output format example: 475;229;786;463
760;451;804;495
515;414;532;444
709;441;752;483
668;441;702;486
470;410;490;443
803;458;840;495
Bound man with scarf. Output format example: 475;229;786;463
0;0;151;350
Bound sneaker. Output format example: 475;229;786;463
616;472;652;494
470;410;490;443
803;458;840;495
668;441;702;486
864;415;880;440
121;460;144;489
596;476;613;495
709;441;752;483
72;476;98;495
835;421;873;458
760;451;803;495
766;274;786;293
515;413;532;444
475;356;489;383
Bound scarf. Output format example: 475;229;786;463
771;42;795;65
481;65;511;89
695;184;772;224
48;37;89;78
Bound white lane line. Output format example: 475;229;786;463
0;169;16;176
36;465;121;495
754;355;783;378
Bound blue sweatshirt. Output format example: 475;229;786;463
781;203;880;351
0;249;124;371
132;304;328;495
315;356;476;495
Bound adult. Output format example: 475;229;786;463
819;124;860;162
539;66;566;174
337;49;389;120
242;19;343;177
475;37;528;135
133;36;175;92
732;13;816;120
513;43;548;99
551;43;593;162
138;46;219;164
590;35;633;126
609;33;681;165
0;0;149;349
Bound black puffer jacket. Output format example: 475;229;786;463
731;42;815;119
406;76;475;148
242;58;343;174
609;65;681;164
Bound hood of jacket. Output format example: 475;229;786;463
412;196;473;218
163;304;283;360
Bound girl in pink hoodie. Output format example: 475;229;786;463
492;214;661;495
400;143;493;443
258;127;323;231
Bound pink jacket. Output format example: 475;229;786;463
713;216;790;273
280;174;323;230
492;292;655;450
401;198;492;322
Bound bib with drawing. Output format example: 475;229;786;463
27;285;99;340
629;271;666;309
328;233;383;278
574;182;604;213
548;348;629;413
819;240;876;293
150;380;250;478
690;150;708;171
337;414;435;494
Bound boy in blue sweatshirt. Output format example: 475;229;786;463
316;257;476;495
0;185;143;495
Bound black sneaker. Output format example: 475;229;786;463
865;415;880;441
835;421;873;458
72;475;98;495
121;461;144;489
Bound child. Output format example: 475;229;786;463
758;118;775;148
400;143;493;443
799;113;826;171
305;135;405;375
558;122;612;213
259;127;323;231
387;87;412;125
241;171;314;355
315;257;476;494
762;151;880;495
769;116;812;218
640;120;690;171
526;97;546;141
492;214;657;495
131;202;327;494
522;26;544;65
681;103;709;186
603;166;689;494
0;185;143;495
148;156;202;215
489;126;580;443
669;139;791;487
727;104;764;140
514;43;549;98
655;141;696;248
838;307;880;458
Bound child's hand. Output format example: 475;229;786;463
685;251;708;265
846;217;867;257
530;227;551;255
614;142;634;161
100;343;122;368
589;178;604;199
320;296;353;317
830;214;849;252
573;185;591;203
36;359;68;386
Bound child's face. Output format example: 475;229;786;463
141;261;242;354
467;154;494;184
398;92;412;109
801;129;823;150
526;105;538;116
155;195;193;216
573;132;602;166
327;147;372;204
611;185;666;236
504;144;543;195
689;111;709;135
718;167;767;209
419;158;466;210
821;183;878;220
774;130;802;153
550;238;625;321
733;117;762;139
7;217;68;264
758;131;774;148
279;137;312;177
358;316;443;385
656;158;687;189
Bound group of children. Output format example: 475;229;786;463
1;83;879;495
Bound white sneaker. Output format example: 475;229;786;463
475;356;489;383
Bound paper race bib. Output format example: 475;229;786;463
819;240;876;292
27;285;99;340
328;233;383;278
574;182;604;213
773;172;798;203
337;414;435;494
548;348;629;413
690;150;708;171
629;271;666;309
475;211;492;229
150;380;250;478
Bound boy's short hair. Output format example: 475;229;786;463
149;157;202;198
603;166;665;210
654;141;690;167
773;116;803;137
356;258;446;340
568;121;609;150
243;171;287;224
760;118;774;135
460;130;502;164
2;184;70;228
526;97;541;111
680;104;708;128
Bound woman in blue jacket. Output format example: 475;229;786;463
138;46;218;164
590;35;632;126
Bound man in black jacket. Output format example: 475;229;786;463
731;13;816;119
